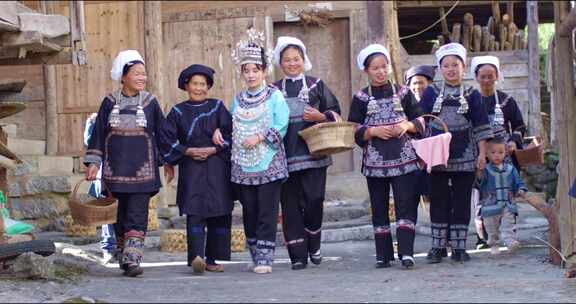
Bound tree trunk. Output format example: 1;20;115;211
521;195;562;265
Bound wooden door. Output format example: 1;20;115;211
273;19;354;173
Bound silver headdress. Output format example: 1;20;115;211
232;27;272;66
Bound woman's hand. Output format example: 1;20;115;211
369;126;395;140
164;164;175;184
476;153;487;171
212;129;225;146
303;106;326;123
243;134;262;149
392;121;413;138
85;164;99;181
186;147;216;161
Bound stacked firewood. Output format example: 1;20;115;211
432;2;527;53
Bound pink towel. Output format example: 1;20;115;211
411;132;452;173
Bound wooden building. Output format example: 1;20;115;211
0;0;554;175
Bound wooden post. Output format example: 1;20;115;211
492;0;501;31
366;1;403;84
439;6;450;37
144;1;165;112
43;1;58;155
507;1;514;25
553;0;576;273
527;1;543;137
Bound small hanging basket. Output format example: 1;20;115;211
514;136;545;167
298;114;356;156
68;180;117;226
411;114;452;172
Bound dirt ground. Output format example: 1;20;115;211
0;234;574;303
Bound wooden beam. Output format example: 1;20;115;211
0;31;63;55
526;1;542;137
69;1;87;65
553;0;576;270
18;13;70;39
0;79;26;93
143;1;165;112
559;8;576;37
42;1;58;156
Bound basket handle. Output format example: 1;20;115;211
420;114;449;133
328;111;342;123
72;179;113;200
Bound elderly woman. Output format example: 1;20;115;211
272;36;341;270
160;64;234;275
348;44;425;269
85;50;168;277
469;55;527;249
420;43;493;263
222;28;289;274
404;65;436;102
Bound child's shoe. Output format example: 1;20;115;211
401;256;415;269
253;265;272;274
507;241;521;254
191;256;206;274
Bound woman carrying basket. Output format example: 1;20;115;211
469;55;527;250
420;43;493;263
272;36;341;270
85;50;168;277
348;44;425;269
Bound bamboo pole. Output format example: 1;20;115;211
439;6;450;37
463;13;474;51
482;26;491;51
492;0;501;32
499;23;507;50
451;23;461;43
507;1;514;25
508;22;518;47
473;24;482;52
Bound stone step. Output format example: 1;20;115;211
7;137;46;156
13;155;75;176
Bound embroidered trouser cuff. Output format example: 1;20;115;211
449;224;469;250
396;219;416;256
121;230;145;267
431;223;449;249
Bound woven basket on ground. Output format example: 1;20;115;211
298;115;356;156
231;228;246;252
147;208;159;231
149;195;158;210
160;229;187;252
69;180;117;226
64;215;97;237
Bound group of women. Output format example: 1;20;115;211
84;27;526;277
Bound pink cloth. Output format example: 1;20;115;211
411;132;452;173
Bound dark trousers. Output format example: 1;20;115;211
429;171;475;250
186;214;232;265
236;180;282;266
112;192;151;267
367;171;420;262
281;167;327;264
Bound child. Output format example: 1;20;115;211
477;137;528;255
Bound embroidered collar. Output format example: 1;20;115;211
286;74;304;81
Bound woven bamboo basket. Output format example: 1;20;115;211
298;115;356;156
148;195;158;210
69;180;117;226
64;215;97;237
231;228;246;252
147;208;159;231
514;136;544;167
160;229;187;252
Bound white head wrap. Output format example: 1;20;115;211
356;44;391;71
470;55;504;81
273;36;312;72
110;50;145;82
435;43;467;67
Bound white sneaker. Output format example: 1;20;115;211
490;246;500;255
253;265;272;274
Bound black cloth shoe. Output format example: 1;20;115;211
123;265;143;277
375;260;391;268
476;236;490;250
291;262;307;270
426;248;444;264
440;248;448;257
451;249;471;262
